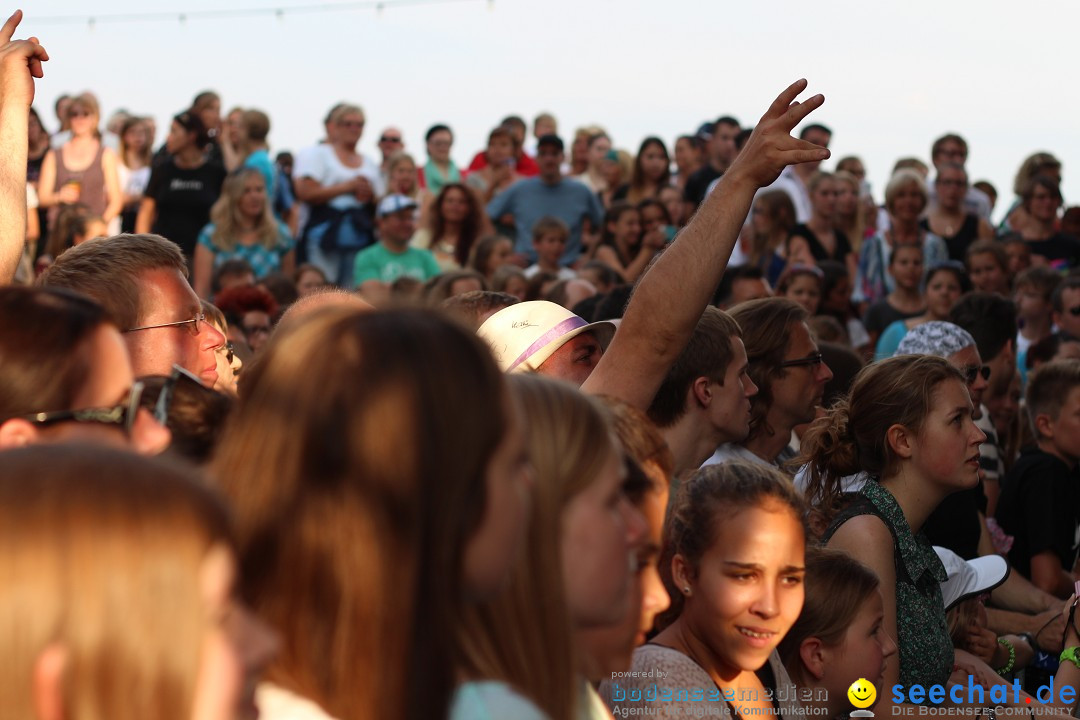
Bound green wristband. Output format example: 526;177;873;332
996;637;1016;676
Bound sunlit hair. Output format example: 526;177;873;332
328;103;364;126
0;444;231;720
209;168;280;251
38;233;188;331
458;374;616;720
119;115;152;168
67;91;102;138
797;355;965;533
213;307;506;720
778;546;880;685
386;150;419;197
0;286;110;421
657;461;808;629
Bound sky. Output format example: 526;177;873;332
28;0;1079;223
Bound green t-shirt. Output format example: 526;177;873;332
353;242;441;285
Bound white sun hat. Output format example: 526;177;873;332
476;300;616;373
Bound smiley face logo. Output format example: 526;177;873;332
847;678;877;709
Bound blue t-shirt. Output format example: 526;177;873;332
196;221;295;279
486;177;603;264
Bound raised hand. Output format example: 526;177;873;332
726;78;829;190
0;10;48;111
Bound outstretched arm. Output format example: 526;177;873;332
0;10;47;285
583;79;829;408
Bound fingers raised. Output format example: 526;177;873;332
782;93;825;129
764;78;808;120
0;9;22;44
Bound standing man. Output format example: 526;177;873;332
930;133;992;220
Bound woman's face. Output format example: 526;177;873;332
35;326;170;456
296;269;326;297
823;275;852;313
166;121;193;155
68;104;97;138
335;113;365;148
785;275;821;315
561;439;647;628
440;188;469;224
1026;185;1062;223
211;323;241;396
811;178;838;220
601;157;623;187
190;544;278;720
751;202;774;236
926;270;961;319
588;137;612;170
641;205;666;236
197;99;221;131
489;240;514;276
678;502;805;676
889;247;924;290
639;144;668;183
909;378;986;492
985;372;1021;441
610;210;642;247
123;122;150;152
835;181;858;217
660;187;683;227
427;129;453;164
935;167;968;209
241;311;272;354
464;392;533;598
968;253;1007;295
819;590;896;713
238;176;267;220
889;183;926;224
503;273;527;300
674;137;700;171
390;161;416;193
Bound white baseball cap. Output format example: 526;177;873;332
477;300;615;373
934;546;1009;611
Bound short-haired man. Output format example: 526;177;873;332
762;123;832;223
705;298;832;467
1014;266;1061;365
930;133;992;220
1051;276;1080;341
996;360;1080;597
477;300;615;388
486;135;603;265
682;116;740;212
353;194;439;305
39;233;226;384
646;307;757;475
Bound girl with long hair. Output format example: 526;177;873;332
411;182;490;272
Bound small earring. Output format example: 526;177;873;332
683;587;691;595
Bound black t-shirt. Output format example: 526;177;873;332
919;214;979;262
683;165;722;207
790;224;852;263
862;300;925;336
996;446;1080;579
144;158;226;258
923;483;987;560
1026;233;1080;269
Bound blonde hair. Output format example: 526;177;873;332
209;168;280;251
458;374;617;720
885;168;929;215
0;444;231;720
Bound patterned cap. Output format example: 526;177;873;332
894;321;975;358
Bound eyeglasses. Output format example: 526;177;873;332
779;352;824;369
150;365;205;424
124;312;205;336
379;135;403;143
23;381;145;436
963;365;991;385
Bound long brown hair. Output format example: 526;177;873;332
798;354;965;532
0;444;232;720
429;182;484;267
458;374;617;720
213;307;506;720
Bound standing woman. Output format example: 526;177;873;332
852;169;948;309
921;163;993;261
607;462;807;719
800;355;985;700
193;168;295;298
117;115;152;233
293;104;383;287
419;124;461;196
1001;152;1062;235
137;110;227;263
411;182;489;273
613;137;671;205
37;93;123;237
787;171;853;271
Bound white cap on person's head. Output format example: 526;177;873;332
934;546;1009;611
476;300;615;373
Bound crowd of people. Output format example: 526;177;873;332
6;9;1080;720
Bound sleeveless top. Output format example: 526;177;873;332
821;481;952;691
919;214;979;262
52;142;107;224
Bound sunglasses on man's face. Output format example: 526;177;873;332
963;365;991;385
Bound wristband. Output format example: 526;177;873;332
1060;646;1080;670
1018;631;1036;652
996;637;1016;676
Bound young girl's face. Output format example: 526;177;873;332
820;590;896;712
503;273;527;301
968;253;1008;295
488;240;513;275
609;210;642;248
889;246;923;290
784;275;821;315
926;271;962;320
678;502;805;677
